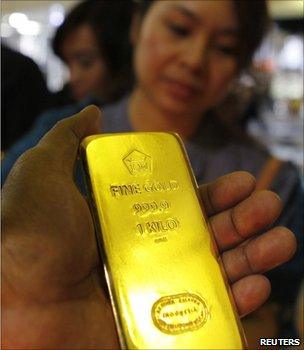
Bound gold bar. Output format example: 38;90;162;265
81;132;246;349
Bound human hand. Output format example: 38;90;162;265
1;106;296;349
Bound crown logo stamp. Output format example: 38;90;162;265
123;149;152;175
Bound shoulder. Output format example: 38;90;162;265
1;98;98;185
201;139;300;200
37;98;96;128
101;95;132;133
271;160;301;203
227;141;301;195
213;141;302;239
225;141;269;175
197;140;270;179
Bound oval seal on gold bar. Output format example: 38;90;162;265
152;293;209;335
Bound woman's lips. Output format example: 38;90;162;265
162;78;199;101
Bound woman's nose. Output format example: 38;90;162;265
180;36;209;74
69;65;82;85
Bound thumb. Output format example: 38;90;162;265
2;105;101;226
38;104;101;172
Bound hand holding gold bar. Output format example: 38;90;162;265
2;108;296;349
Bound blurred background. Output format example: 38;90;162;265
1;0;303;173
1;1;78;93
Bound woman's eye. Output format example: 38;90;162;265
80;60;93;68
214;45;238;56
78;57;98;68
167;22;191;37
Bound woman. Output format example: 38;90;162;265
123;1;302;343
2;0;302;344
1;45;51;150
50;0;133;106
1;0;134;172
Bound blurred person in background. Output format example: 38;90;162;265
1;0;133;173
1;44;52;152
1;0;303;347
1;0;134;153
49;0;133;107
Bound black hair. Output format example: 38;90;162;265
52;0;134;102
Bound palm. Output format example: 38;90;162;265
2;146;119;348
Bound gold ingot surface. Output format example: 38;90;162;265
81;132;246;349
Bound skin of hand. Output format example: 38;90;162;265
2;105;296;349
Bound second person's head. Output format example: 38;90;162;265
53;0;134;102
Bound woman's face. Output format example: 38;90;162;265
61;24;106;101
133;0;239;117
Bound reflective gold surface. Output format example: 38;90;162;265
81;132;246;349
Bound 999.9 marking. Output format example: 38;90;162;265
133;200;170;216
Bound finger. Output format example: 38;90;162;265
210;190;282;251
223;227;296;283
199;172;256;216
231;275;271;317
38;104;101;173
